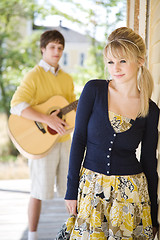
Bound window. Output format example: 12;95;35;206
80;53;85;66
63;53;68;66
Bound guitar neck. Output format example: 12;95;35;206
60;100;78;115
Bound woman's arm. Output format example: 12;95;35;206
65;80;97;200
140;101;159;227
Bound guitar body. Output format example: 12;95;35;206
8;96;77;159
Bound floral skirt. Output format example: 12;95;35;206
66;168;153;240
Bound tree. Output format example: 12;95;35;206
0;0;84;157
64;0;126;94
0;0;126;157
0;0;82;117
0;0;126;115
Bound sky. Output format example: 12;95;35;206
35;0;126;41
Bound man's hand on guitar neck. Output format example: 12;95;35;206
21;106;68;135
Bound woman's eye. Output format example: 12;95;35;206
120;60;126;63
108;61;114;64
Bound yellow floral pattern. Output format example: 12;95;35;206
108;111;133;133
66;112;153;239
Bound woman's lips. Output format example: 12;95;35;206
114;74;125;78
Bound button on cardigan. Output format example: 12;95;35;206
65;79;159;227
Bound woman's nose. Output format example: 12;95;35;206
114;63;120;71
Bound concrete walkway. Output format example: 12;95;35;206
0;179;68;240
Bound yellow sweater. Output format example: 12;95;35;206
11;65;76;142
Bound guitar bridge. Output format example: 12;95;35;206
35;121;46;134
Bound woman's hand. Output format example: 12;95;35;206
65;200;77;216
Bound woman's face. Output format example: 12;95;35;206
106;52;139;84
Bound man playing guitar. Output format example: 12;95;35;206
10;30;76;240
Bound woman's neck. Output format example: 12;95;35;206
110;79;140;98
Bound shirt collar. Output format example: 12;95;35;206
38;59;61;76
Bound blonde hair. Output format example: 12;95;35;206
103;27;154;117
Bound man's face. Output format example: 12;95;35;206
41;41;64;68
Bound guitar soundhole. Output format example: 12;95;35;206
47;126;57;135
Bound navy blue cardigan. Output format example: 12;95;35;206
65;79;159;227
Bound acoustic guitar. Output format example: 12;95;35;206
8;96;78;160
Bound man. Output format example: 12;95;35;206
10;30;76;240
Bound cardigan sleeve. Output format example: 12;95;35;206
140;101;159;227
65;80;97;200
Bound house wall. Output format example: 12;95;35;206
127;0;160;234
17;20;91;74
148;0;160;104
127;0;160;106
60;42;90;74
149;1;160;231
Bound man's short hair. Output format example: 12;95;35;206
40;30;65;50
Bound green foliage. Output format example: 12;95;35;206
0;155;17;162
70;37;110;98
0;0;54;116
0;1;35;115
0;0;126;115
0;0;89;116
62;0;126;97
0;0;126;158
71;42;109;98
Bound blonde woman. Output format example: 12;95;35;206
65;27;159;239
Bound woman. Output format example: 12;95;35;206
65;27;159;239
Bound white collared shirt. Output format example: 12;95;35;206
39;59;61;76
